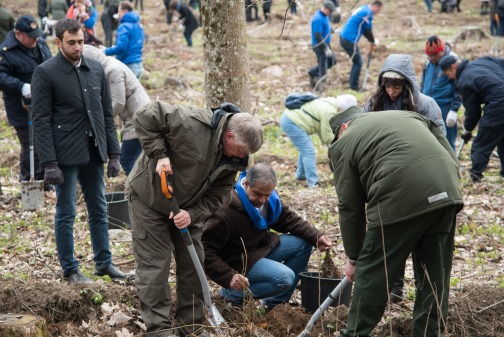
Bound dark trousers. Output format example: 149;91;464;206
288;0;297;14
340;36;363;91
341;206;457;337
101;5;118;47
134;0;144;11
120;138;142;176
14;126;43;182
308;45;336;80
470;125;504;179
183;28;195;47
245;0;259;21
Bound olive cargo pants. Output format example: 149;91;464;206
129;192;204;336
341;206;457;337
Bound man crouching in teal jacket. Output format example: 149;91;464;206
328;107;464;337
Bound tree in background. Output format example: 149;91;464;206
201;0;251;113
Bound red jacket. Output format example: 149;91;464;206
203;190;323;288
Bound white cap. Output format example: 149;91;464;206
336;94;358;112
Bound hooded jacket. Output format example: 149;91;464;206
0;31;52;127
203;190;323;288
83;45;150;141
283;97;339;145
454;57;504;131
105;11;144;65
127;102;249;225
364;54;446;134
328;110;463;260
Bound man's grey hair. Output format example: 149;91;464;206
246;163;277;187
225;113;263;154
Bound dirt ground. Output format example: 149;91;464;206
1;0;504;336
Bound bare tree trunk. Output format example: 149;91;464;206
201;0;251;113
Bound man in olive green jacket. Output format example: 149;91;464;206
328;108;463;337
127;101;263;336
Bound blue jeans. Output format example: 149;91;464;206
425;0;432;12
340;36;363;91
220;234;313;307
184;29;194;47
470;126;504;180
120;138;142;175
308;44;336;80
127;62;143;80
280;114;319;187
55;142;111;277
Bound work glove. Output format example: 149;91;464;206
107;155;121;178
324;46;334;58
44;165;64;185
42;16;48;25
461;129;472;142
446;110;458;127
21;83;31;99
373;38;380;46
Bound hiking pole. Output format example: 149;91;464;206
360;47;374;91
160;171;226;328
297;276;350;337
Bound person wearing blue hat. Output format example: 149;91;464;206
440;54;504;182
0;15;52;190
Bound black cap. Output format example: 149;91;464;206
323;1;337;13
439;54;457;71
329;106;364;136
15;15;44;39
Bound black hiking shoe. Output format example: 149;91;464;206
94;264;134;279
64;270;94;284
390;285;403;303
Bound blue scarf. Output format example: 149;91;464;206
234;172;282;230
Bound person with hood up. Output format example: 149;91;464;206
127;101;263;336
364;54;446;302
83;45;150;175
365;54;446;135
105;1;144;79
280;94;357;188
421;36;462;151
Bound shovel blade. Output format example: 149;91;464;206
208;303;226;327
21;180;44;210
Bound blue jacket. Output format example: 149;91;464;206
421;47;462;112
340;5;374;43
311;9;331;46
0;31;52;127
105;11;144;65
455;57;504;130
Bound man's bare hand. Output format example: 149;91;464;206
229;273;250;290
156;157;172;176
317;235;333;251
345;261;356;282
170;209;191;229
